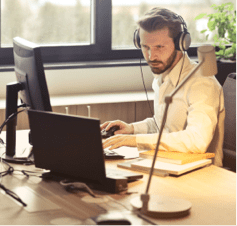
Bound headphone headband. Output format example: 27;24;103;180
133;14;191;51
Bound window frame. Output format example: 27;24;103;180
0;0;198;67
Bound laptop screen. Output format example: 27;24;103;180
28;109;106;184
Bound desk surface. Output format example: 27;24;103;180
0;130;236;225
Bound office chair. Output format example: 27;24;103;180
222;73;236;172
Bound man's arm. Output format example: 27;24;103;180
103;77;224;154
136;77;224;154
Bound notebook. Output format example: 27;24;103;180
118;158;212;176
27;109;143;193
139;150;215;165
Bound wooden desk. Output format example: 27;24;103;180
0;131;236;225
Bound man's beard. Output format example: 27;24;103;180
149;49;177;75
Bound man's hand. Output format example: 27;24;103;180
100;120;134;135
103;134;137;150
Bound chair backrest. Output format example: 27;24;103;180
223;73;236;151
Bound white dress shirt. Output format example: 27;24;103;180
132;53;225;167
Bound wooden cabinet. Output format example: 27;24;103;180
52;105;77;115
0;100;154;131
76;102;136;124
135;100;153;122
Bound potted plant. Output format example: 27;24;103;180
195;2;236;60
194;2;236;85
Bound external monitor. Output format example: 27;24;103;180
2;37;52;163
13;37;52;111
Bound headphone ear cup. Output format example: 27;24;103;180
174;31;191;51
174;32;182;51
182;32;191;51
133;29;141;49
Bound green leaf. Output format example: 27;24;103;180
207;20;216;31
201;29;207;34
213;34;219;42
219;44;226;50
216;49;224;56
205;34;209;40
225;47;234;55
194;13;207;20
213;12;221;19
228;3;234;11
218;26;226;38
228;14;233;21
211;4;217;9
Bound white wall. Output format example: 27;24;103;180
0;65;153;98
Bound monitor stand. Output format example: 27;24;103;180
0;130;34;164
0;82;33;164
0;145;34;164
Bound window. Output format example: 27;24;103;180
112;0;236;49
1;0;91;46
0;0;235;66
0;0;110;65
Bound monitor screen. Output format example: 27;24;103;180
13;37;52;111
2;37;52;162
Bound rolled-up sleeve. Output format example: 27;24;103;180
135;76;223;154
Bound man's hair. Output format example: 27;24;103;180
137;7;182;39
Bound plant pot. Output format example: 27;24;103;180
215;59;236;86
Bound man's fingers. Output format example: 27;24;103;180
103;135;136;150
100;121;110;130
108;142;123;150
101;121;121;131
103;135;122;149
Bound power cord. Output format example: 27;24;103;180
60;180;96;197
0;183;27;207
0;157;47;207
0;160;27;206
0;106;28;136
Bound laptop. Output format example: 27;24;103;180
27;109;143;193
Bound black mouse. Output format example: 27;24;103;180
101;125;120;138
93;212;131;225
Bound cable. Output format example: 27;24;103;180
0;183;27;206
0;160;27;206
139;52;160;131
0;108;28;135
60;180;97;197
0;160;14;177
0;107;29;150
175;51;186;87
0;144;2;184
139;50;186;132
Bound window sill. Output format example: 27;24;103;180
0;58;148;72
0;91;154;110
0;56;198;72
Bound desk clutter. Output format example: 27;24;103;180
117;150;215;176
0;158;151;225
139;150;215;165
0;130;236;225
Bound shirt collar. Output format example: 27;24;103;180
153;52;191;87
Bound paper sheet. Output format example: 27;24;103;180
104;146;139;159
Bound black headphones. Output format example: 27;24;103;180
133;14;191;52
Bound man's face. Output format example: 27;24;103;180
140;27;177;74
